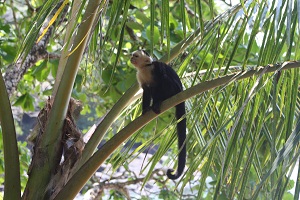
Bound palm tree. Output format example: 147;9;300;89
0;0;299;199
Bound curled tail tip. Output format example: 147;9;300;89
166;169;181;180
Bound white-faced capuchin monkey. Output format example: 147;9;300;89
130;50;186;180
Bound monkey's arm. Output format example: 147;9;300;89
142;85;152;114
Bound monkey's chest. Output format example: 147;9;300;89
136;67;154;86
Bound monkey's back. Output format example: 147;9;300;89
151;61;183;101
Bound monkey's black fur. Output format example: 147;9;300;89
140;61;186;180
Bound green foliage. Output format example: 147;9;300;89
13;93;35;111
31;60;51;82
0;0;299;199
158;189;178;199
0;21;17;65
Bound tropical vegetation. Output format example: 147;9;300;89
0;0;299;199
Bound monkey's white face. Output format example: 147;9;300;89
130;50;153;68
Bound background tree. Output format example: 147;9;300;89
0;0;299;199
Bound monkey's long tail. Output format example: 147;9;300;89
167;102;186;180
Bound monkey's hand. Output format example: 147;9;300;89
142;107;152;115
152;103;161;114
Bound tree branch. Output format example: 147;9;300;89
3;2;68;96
0;68;21;200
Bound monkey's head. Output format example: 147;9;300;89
130;50;153;68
